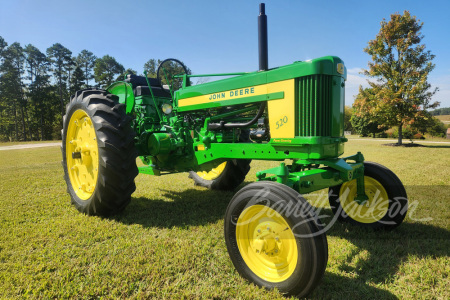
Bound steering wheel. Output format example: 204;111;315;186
156;58;189;91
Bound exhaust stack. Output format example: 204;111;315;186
258;3;268;71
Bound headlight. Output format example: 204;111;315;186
162;103;173;114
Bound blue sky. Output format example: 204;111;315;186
1;0;449;107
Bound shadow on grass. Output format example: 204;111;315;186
382;142;450;149
112;184;448;299
311;209;450;299
112;187;236;228
313;272;399;299
422;144;450;148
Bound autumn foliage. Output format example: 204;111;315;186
354;11;439;144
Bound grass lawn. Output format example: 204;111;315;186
0;140;448;299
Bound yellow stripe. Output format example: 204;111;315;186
179;85;268;107
179;79;296;139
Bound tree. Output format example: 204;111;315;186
1;43;30;141
143;58;159;77
70;65;86;95
94;55;124;88
427;117;447;137
344;105;353;132
352;87;387;137
0;36;7;61
76;50;96;87
362;11;438;145
116;68;137;81
47;43;72;118
430;107;450;116
24;44;51;140
144;58;192;90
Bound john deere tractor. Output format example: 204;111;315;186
61;4;408;297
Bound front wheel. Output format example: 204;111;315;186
328;162;408;230
224;181;328;297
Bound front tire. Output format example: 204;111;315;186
62;89;138;216
328;162;408;229
224;181;328;297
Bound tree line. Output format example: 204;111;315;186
0;36;168;142
430;107;450;116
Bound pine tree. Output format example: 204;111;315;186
76;50;96;88
94;55;124;88
47;43;72;119
70;65;86;95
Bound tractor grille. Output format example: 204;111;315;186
298;75;332;136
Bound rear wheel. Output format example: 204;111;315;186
62;89;138;216
225;181;328;297
188;159;251;190
189;130;251;190
328;162;408;229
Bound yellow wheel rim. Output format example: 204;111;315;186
66;109;99;200
339;176;389;223
196;161;227;180
236;205;298;283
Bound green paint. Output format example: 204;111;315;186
104;54;367;195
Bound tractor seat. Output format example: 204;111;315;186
124;74;171;98
134;86;171;98
124;74;161;87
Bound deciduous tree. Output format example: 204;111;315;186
362;11;438;145
352;87;387;137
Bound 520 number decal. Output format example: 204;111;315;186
276;116;288;129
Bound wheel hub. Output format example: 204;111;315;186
252;223;283;256
236;205;298;283
66;110;99;200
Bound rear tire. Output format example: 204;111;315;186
224;181;328;297
188;159;251;190
61;89;138;216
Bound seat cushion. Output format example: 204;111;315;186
135;86;171;98
125;74;161;87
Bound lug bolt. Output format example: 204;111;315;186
274;249;278;253
275;237;279;241
257;229;261;233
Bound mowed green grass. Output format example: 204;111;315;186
0;140;448;299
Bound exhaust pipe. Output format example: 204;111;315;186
258;3;268;71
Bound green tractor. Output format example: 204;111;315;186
61;4;408;297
